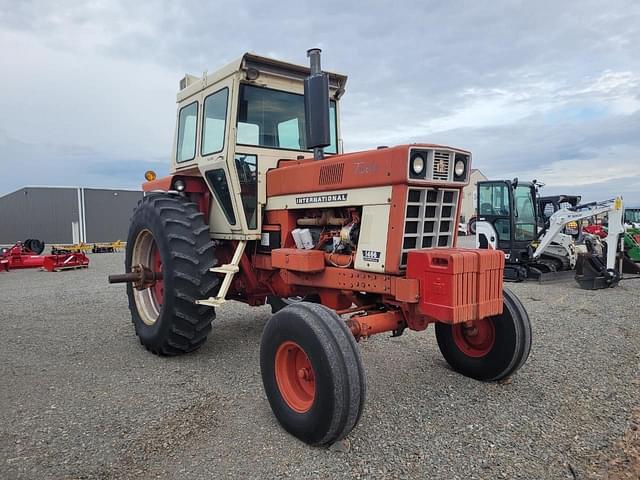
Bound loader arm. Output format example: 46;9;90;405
533;197;625;269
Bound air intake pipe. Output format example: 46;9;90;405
304;48;331;160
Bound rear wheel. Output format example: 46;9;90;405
435;288;531;381
260;303;366;445
125;193;218;355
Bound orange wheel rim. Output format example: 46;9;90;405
274;341;315;413
452;318;495;358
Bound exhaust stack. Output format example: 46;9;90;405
304;48;331;160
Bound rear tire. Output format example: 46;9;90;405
260;303;366;445
435;288;531;381
125;193;218;355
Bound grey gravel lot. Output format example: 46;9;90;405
1;248;639;480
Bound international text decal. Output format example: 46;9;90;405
295;193;348;205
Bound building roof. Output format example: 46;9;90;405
0;185;141;200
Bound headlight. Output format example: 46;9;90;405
174;179;186;191
454;160;465;177
411;155;425;175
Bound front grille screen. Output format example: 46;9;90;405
432;151;451;181
400;187;458;268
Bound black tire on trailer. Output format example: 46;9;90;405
266;294;321;313
25;238;45;254
125;193;219;356
260;302;366;446
435;287;532;381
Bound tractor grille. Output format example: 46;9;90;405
319;162;345;185
432;151;451;181
400;187;459;268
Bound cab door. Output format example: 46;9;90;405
195;76;249;238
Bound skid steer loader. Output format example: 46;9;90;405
109;49;532;445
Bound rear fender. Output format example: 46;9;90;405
143;174;211;220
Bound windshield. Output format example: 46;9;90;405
237;84;337;154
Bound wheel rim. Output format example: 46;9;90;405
452;318;495;358
131;229;164;326
274;341;315;413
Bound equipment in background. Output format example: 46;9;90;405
625;207;640;228
626;228;640;261
537;194;581;237
534;197;630;289
583;224;608;238
50;240;123;254
0;240;89;272
474;179;633;288
583;224;640;263
474;179;574;281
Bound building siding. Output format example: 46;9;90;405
460;169;488;224
84;189;142;242
0;187;142;244
0;187;79;244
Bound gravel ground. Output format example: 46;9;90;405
1;249;639;479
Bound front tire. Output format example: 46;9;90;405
125;193;218;355
266;294;321;313
435;288;531;381
260;303;366;445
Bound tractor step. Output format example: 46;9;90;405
196;241;247;307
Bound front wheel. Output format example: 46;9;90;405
260;303;366;446
435;288;531;381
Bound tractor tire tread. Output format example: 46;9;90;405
126;194;218;356
260;302;366;446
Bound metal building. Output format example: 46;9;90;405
0;187;142;244
460;169;488;224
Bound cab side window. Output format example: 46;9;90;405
201;88;229;156
176;102;198;163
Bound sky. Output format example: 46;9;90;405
0;0;639;204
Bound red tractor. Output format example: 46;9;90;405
110;49;531;445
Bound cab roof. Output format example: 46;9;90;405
177;52;348;102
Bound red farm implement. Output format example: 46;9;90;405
0;241;89;272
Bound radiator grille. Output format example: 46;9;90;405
319;163;345;185
400;187;459;268
432;151;451;181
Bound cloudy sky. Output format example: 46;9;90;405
1;0;639;203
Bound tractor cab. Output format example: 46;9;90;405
168;53;347;240
625;207;640;228
476;179;539;264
